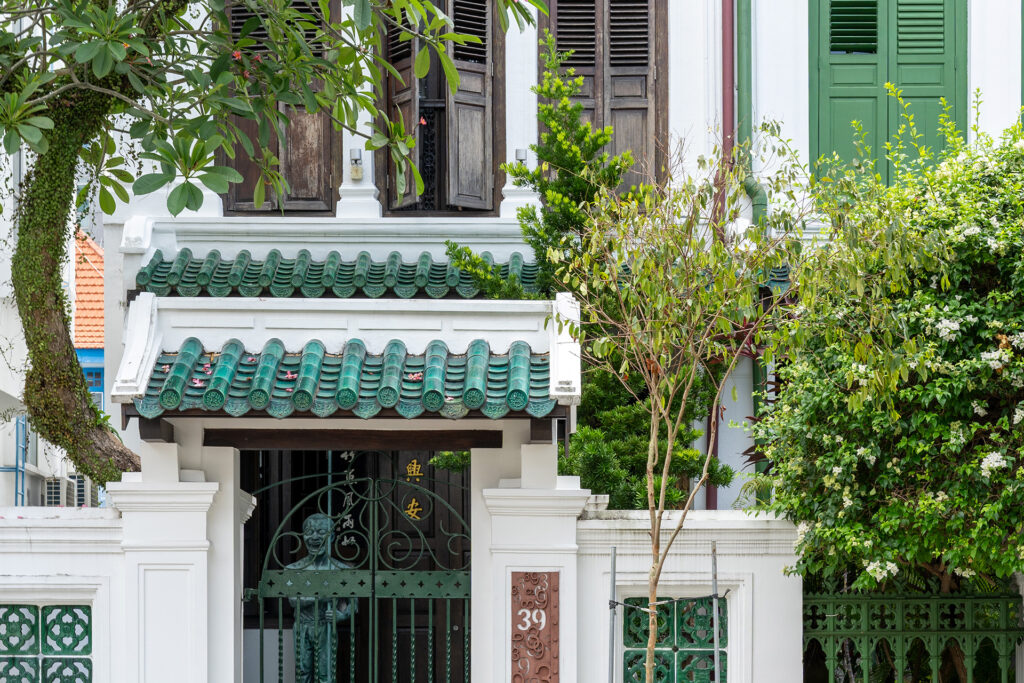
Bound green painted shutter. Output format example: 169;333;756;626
817;0;886;175
815;0;964;181
888;0;959;158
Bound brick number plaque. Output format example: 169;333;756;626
510;571;559;683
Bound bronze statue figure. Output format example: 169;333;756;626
287;513;354;683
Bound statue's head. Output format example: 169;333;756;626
301;513;333;555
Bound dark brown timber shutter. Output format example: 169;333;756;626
224;1;336;212
551;0;599;128
387;21;421;209
605;0;654;189
445;0;493;209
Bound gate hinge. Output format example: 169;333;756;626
243;588;258;602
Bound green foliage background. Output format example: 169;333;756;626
758;99;1024;590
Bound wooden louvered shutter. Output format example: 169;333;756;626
816;0;886;176
224;1;336;212
446;0;493;209
889;0;960;159
605;0;655;188
551;0;599;128
387;22;420;209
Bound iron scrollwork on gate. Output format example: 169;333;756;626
250;452;471;683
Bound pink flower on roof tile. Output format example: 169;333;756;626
406;372;423;381
246;356;257;363
284;370;297;380
191;378;205;387
203;363;210;369
285;388;293;392
161;365;170;372
205;370;212;375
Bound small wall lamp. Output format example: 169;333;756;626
515;148;528;164
349;148;363;181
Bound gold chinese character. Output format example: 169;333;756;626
405;497;423;520
405;458;423;482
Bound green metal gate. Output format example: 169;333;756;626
247;451;470;683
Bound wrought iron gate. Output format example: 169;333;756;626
246;451;470;683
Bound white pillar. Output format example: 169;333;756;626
499;7;542;218
481;440;589;683
336;105;383;216
106;474;218;683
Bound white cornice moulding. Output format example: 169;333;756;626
104;481;219;513
481;487;591;517
111;292;162;403
120;215;531;262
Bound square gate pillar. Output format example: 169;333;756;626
481;451;589;683
106;476;218;683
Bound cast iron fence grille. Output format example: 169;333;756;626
623;596;727;683
248;451;470;683
803;592;1024;681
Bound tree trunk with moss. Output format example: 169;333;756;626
11;91;140;484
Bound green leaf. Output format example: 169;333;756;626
92;48;113;78
74;41;102;63
3;129;19;155
438;51;460;93
98;186;116;214
198;172;229;193
133;173;174;195
167;183;188;216
16;124;41;144
253;178;266;209
183;182;204;211
414;46;431;79
353;0;372;29
203;165;244;182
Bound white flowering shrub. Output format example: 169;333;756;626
757;98;1024;592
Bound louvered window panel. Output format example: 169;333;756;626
230;0;318;54
388;22;412;63
897;0;944;54
452;0;487;63
608;0;649;67
829;0;878;54
230;4;270;50
555;0;596;67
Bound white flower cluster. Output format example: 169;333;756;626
935;319;960;341
980;348;1012;370
1014;404;1024;426
956;567;977;578
980;451;1008;478
794;521;811;546
865;560;900;582
1010;332;1024;350
856;446;877;465
948;423;967;450
852;363;871;387
962;225;982;237
972;400;988;417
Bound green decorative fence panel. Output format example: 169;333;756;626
623;596;727;683
0;605;92;683
803;593;1024;682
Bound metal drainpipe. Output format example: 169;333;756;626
738;0;770;486
737;0;767;224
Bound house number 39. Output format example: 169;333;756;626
516;608;547;632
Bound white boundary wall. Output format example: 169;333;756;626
577;510;802;683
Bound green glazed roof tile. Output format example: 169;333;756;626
135;337;556;420
137;249;539;299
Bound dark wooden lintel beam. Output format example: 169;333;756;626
203;429;503;451
138;418;174;443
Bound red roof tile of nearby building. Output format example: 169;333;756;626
74;232;104;349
